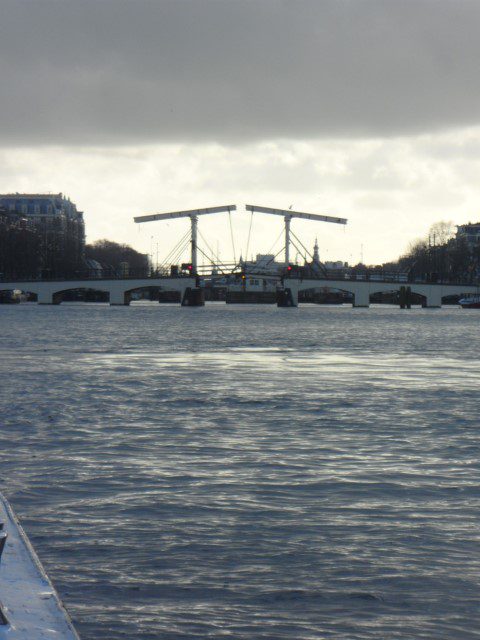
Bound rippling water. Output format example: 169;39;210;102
1;302;479;639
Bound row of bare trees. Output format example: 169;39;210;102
0;216;149;280
392;222;480;283
85;240;149;276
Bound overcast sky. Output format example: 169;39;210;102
1;0;480;265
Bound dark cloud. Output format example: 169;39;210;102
1;0;480;145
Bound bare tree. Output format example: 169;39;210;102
86;240;149;276
428;221;455;245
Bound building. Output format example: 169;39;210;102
456;222;480;250
240;253;283;275
324;260;348;270
303;239;349;276
0;193;86;276
0;205;43;279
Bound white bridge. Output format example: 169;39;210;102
283;277;478;308
0;274;477;307
0;276;196;305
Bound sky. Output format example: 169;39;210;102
1;0;480;266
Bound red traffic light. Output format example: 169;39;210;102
287;264;293;271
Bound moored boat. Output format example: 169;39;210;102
0;290;21;304
0;493;80;639
459;294;480;309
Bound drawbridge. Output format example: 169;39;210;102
3;203;475;308
134;203;347;305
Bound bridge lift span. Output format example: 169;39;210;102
245;205;347;266
245;205;347;307
134;203;346;307
134;204;237;306
134;204;237;276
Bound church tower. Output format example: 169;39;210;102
313;237;320;265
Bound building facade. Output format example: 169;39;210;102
0;205;42;279
0;193;85;277
456;222;480;249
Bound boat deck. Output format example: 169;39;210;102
0;493;80;639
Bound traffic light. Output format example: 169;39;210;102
181;263;193;273
286;264;293;272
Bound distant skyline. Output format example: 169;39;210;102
1;0;480;265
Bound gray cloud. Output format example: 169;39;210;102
1;0;480;145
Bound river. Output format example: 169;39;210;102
1;302;479;639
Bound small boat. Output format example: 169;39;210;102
0;493;80;639
459;295;480;309
0;290;21;304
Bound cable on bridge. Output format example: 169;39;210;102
158;229;191;273
197;228;225;273
245;208;254;263
228;209;237;267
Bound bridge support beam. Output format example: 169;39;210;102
109;290;130;306
277;286;298;307
425;290;442;308
181;287;205;306
37;291;58;305
353;289;370;308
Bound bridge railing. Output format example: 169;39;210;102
0;267;478;288
0;269;192;283
328;272;477;286
322;269;410;282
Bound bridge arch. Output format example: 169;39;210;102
290;278;479;308
123;284;182;304
0;283;38;302
369;286;426;307
295;280;366;306
0;287;40;303
49;285;111;304
298;285;354;305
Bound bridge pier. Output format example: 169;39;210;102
353;289;370;308
37;291;59;305
277;286;298;307
181;287;205;306
109;290;130;306
425;290;442;308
